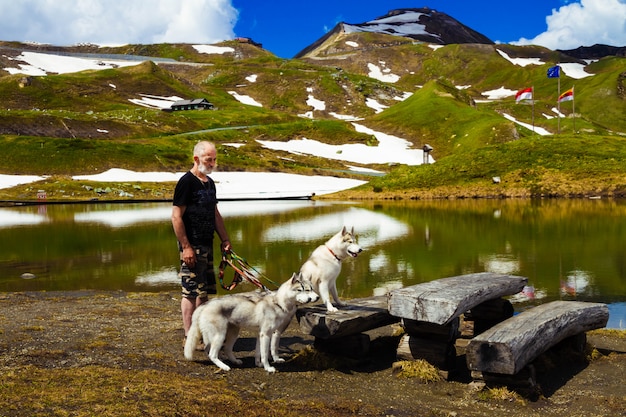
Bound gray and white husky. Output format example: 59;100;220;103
299;226;362;313
184;272;318;372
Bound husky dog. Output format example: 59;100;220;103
184;272;318;372
299;226;362;312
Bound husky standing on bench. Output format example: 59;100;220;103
299;226;362;312
184;272;318;372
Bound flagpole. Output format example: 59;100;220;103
530;85;535;134
557;73;561;134
572;85;576;133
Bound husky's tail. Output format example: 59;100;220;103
184;317;201;360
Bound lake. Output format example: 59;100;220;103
1;198;624;329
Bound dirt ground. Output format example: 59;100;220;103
1;291;625;417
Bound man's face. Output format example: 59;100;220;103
197;147;217;175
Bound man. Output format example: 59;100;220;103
171;141;231;348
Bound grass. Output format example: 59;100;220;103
477;386;525;404
0;366;306;417
391;360;443;383
349;133;626;199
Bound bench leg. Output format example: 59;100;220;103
314;334;371;359
396;334;457;371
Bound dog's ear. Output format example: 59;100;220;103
341;226;347;235
290;272;300;283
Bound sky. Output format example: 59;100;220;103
0;0;625;58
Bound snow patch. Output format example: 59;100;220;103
4;51;141;76
192;44;235;54
367;62;400;83
228;91;263;107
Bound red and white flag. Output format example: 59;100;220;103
515;87;533;103
558;87;574;103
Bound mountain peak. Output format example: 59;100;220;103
295;8;493;58
345;8;493;45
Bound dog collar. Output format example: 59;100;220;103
326;245;342;262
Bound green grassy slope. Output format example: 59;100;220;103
0;38;624;200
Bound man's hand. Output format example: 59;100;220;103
182;246;196;267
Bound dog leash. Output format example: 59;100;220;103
218;249;279;291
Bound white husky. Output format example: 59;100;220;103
184;272;318;372
299;226;362;312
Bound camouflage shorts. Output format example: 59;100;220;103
179;245;216;299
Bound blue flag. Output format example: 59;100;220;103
547;65;560;78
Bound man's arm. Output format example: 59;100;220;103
215;206;231;252
172;205;196;267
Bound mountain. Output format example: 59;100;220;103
559;44;626;60
295;8;494;59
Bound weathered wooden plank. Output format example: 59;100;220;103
388;272;528;325
296;296;399;339
466;301;609;375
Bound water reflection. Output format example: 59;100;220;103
261;206;411;245
0;208;48;227
1;199;625;329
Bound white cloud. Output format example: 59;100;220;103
514;0;626;49
0;0;238;46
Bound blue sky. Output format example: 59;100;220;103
1;0;625;58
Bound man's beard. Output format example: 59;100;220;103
198;162;213;175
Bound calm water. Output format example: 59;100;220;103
1;199;625;329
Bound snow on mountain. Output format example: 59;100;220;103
344;10;433;40
4;51;142;76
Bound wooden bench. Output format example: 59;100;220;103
466;300;609;376
388;272;528;373
295;296;399;357
388;272;528;325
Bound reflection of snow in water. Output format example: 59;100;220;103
74;207;172;228
220;200;326;217
480;242;520;275
369;251;389;272
0;209;47;228
479;253;520;275
71;201;324;228
373;280;404;296
135;267;178;286
261;207;410;247
369;250;413;275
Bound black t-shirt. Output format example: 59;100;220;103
172;171;218;246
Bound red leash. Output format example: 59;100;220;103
218;250;277;291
